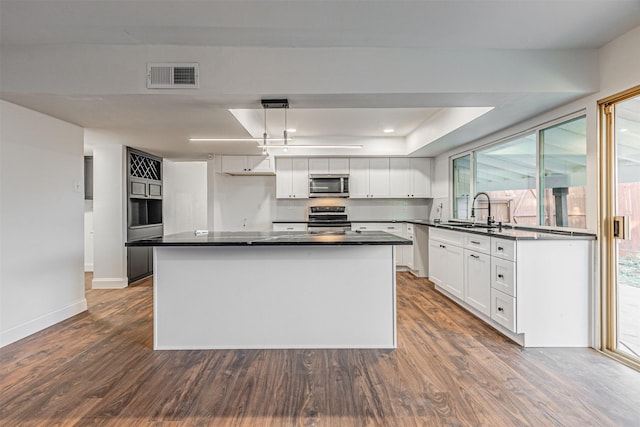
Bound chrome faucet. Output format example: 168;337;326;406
471;192;494;226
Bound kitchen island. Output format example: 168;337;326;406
126;230;411;350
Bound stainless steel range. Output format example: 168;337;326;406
307;206;351;233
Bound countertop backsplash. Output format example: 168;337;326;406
275;198;432;222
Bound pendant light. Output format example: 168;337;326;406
283;105;289;152
262;107;268;155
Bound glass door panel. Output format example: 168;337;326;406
615;94;640;360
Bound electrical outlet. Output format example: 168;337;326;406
73;180;82;193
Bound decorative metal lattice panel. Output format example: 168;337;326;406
130;152;161;180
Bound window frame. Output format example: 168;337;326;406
450;111;587;231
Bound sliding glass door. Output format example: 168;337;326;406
601;86;640;368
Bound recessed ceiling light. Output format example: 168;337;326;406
383;128;395;133
620;128;628;132
287;128;297;133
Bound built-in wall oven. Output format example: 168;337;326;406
309;174;349;198
307;206;351;233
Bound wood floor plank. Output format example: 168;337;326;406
2;272;640;426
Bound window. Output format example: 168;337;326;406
475;134;537;224
452;154;471;219
452;114;587;229
540;116;587;228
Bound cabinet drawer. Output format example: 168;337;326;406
273;223;307;232
352;223;403;235
430;228;464;246
491;288;516;332
491;257;516;297
492;238;516;261
464;233;491;253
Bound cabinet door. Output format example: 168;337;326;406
130;178;148;198
428;239;445;287
389;158;410;198
443;243;464;299
290;158;309;198
246;156;273;173
221;156;247;173
403;233;414;269
128;246;151;283
349;158;370;198
276;158;293;198
464;249;491;316
369;158;390;197
308;158;329;175
410;158;432;198
329;158;349;174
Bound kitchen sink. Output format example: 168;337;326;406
441;222;499;229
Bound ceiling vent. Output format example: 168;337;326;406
146;63;199;89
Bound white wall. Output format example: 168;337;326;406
207;156;277;231
430;25;640;233
91;141;127;289
163;160;208;234
0;100;87;347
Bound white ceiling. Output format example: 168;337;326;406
1;0;639;160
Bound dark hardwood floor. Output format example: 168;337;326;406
2;272;639;426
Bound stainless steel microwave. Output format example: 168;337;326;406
309;174;349;198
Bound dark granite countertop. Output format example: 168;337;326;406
271;218;595;241
427;221;596;241
126;230;413;247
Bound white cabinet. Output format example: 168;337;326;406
351;222;405;267
464;248;491;316
389;158;432;198
491;288;516;331
403;223;415;270
273;223;307;232
349;158;390;198
308;158;349;175
276;158;309;199
221;155;274;175
430;228;592;347
428;228;464;299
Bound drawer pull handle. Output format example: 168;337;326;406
497;246;504;251
498;274;504;279
470;254;480;259
497;307;504;312
470;240;480;244
440;244;446;249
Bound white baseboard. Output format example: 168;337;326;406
0;298;88;348
84;263;94;272
92;277;128;289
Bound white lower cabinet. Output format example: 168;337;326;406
429;229;464;299
490;288;516;331
352;222;405;267
464;248;491;316
273;223;307;232
403;224;415;270
429;230;592;347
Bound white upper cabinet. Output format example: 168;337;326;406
276;158;309;199
389;158;431;198
308;158;349;175
221;155;274;175
349;158;390;198
409;157;432;198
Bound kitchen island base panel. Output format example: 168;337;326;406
153;245;396;350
